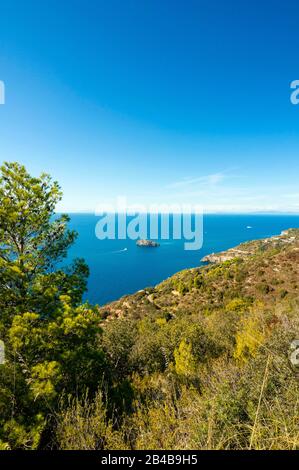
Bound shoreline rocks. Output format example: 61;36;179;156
201;228;299;264
201;249;249;264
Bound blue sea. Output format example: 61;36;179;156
65;214;299;306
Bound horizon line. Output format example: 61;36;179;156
55;210;299;216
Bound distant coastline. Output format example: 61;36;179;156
63;214;299;305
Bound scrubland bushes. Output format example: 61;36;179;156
1;162;299;450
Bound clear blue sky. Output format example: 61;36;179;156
1;0;299;212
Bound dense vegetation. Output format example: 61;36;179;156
0;162;299;450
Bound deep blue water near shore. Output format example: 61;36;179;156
65;214;299;305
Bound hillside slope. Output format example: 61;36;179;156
60;230;299;450
100;228;299;321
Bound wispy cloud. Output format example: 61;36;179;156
281;193;299;200
166;172;226;189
